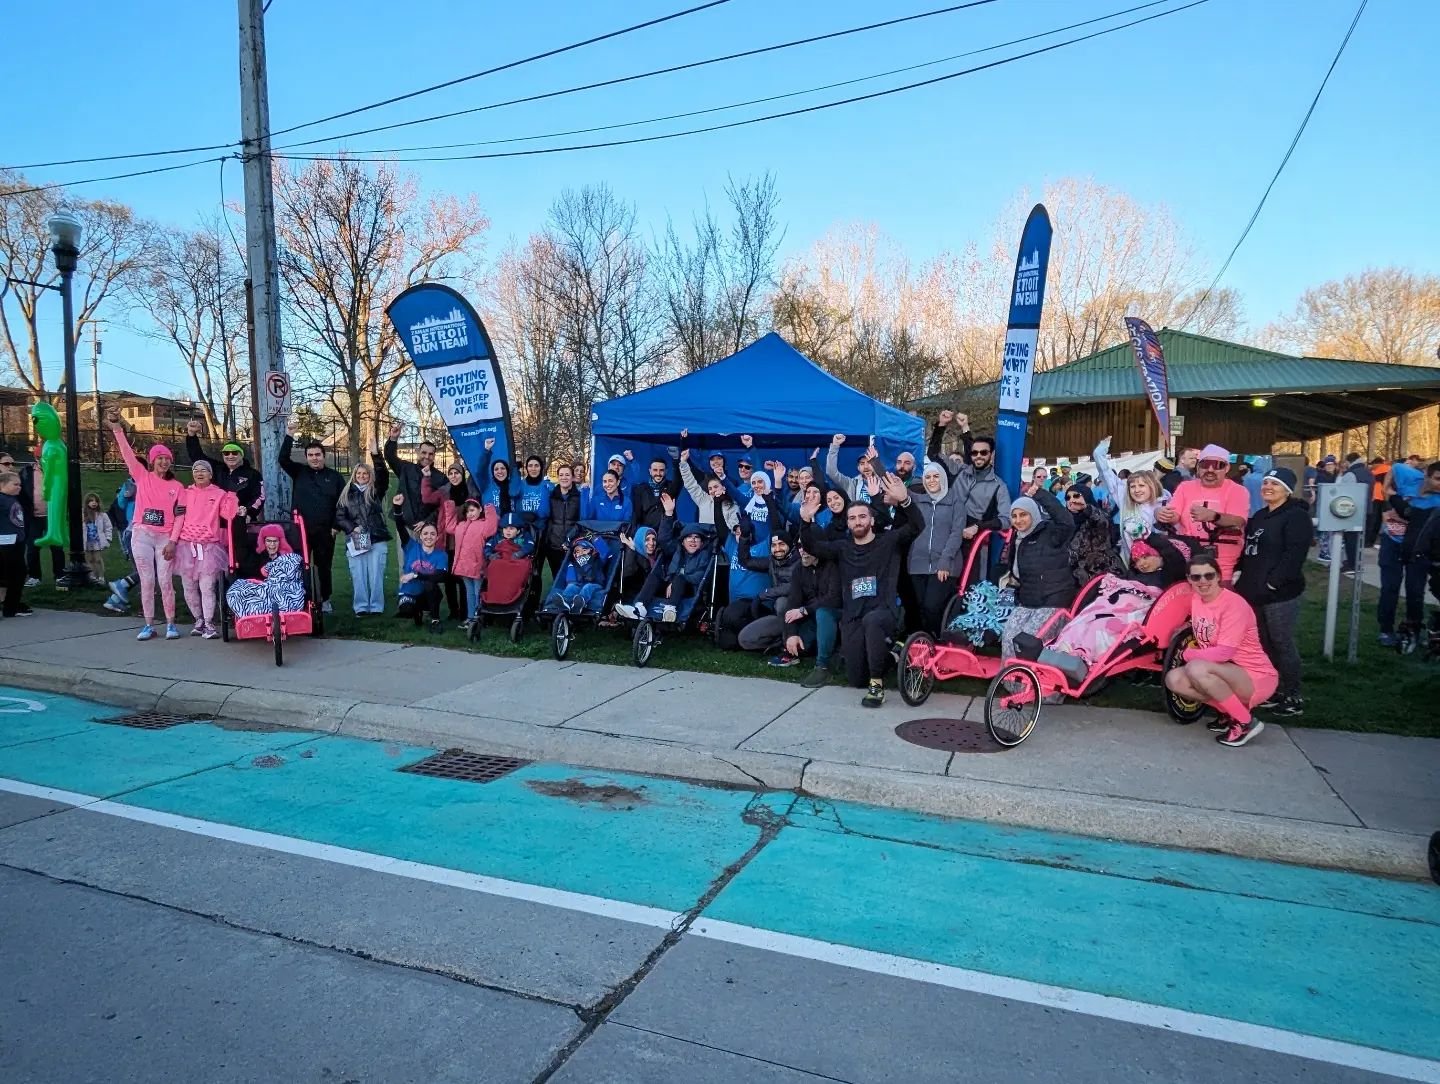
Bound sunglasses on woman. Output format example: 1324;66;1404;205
1188;571;1218;583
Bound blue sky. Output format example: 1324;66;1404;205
3;0;1436;397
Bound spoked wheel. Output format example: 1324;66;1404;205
899;632;937;706
984;663;1042;747
310;566;325;637
508;614;524;644
271;608;284;667
1163;626;1205;724
632;620;656;668
552;614;572;660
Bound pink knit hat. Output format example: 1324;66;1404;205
255;523;292;554
146;444;173;466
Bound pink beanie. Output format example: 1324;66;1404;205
146;444;173;466
255;524;292;554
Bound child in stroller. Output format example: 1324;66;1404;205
614;513;712;626
543;534;612;614
473;513;536;642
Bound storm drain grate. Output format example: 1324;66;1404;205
95;710;201;731
398;749;530;783
894;718;1002;754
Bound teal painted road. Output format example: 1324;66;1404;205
2;684;1437;1078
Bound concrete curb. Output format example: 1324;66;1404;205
3;661;1427;880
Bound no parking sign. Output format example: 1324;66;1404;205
261;370;291;421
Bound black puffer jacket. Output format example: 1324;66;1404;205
277;436;345;530
785;556;841;620
333;455;392;543
1004;488;1077;609
544;484;584;551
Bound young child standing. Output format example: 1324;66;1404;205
167;461;239;639
1;470;29;617
82;491;114;586
451;499;498;626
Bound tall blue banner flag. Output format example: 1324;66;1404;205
993;204;1053;498
386;283;514;488
1123;316;1171;448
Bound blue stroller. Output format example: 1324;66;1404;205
539;520;624;660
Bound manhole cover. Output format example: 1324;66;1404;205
894;718;1000;754
398;749;530;783
95;711;199;731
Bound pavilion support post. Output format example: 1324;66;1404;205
1365;423;1377;460
1398;413;1411;456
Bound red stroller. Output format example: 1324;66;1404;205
469;534;537;644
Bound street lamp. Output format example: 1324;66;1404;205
48;209;93;590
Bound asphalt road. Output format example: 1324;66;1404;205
1;687;1436;1083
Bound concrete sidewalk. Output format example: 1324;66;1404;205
3;609;1436;878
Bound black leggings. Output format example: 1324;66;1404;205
909;573;953;635
840;608;898;686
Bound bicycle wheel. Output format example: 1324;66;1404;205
271;608;284;668
984;663;1041;747
898;632;937;706
1162;626;1205;724
632;620;656;668
551;614;572;660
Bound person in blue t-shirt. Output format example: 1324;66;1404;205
398;521;450;629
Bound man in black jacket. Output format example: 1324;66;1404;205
1236;467;1314;717
631;452;681;531
783;542;843;686
799;473;922;708
277;420;345;612
384;422;438;540
184;419;264;522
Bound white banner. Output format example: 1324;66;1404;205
419;357;505;428
997;326;1039;414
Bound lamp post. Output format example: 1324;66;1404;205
48;209;93;591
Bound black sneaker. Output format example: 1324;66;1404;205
1270;696;1304;718
1207;715;1232;733
1257;694;1281;710
1217;719;1265;747
862;681;885;708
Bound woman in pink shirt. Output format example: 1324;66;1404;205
107;410;186;641
1165;550;1279;748
166;460;239;639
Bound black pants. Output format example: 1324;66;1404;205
24;517;62;581
909;573;953;636
636;567;697;613
406;574;444;622
2;545;26;615
307;526;335;602
840;608;897;686
1365;500;1383;548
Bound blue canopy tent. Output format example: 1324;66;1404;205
590;333;926;520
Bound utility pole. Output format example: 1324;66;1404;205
238;0;290;519
91;324;104;468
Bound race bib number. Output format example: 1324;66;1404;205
850;575;877;599
141;508;165;527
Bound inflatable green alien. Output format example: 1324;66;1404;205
30;402;70;551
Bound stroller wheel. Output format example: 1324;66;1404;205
899;632;937;706
468;616;482;643
632;620;656;668
985;663;1041;747
1163;627;1205;724
552;614;572;660
509;614;524;643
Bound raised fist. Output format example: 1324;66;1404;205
740;434;754;449
483;437;495;451
388;422;402;440
831;434;846;447
186;418;203;437
937;409;955;427
285;417;299;437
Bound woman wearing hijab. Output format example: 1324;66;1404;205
1064;484;1121;587
907;460;967;634
997;488;1076;661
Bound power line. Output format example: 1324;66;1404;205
268;0;736;139
274;0;1004;152
279;1;1210;167
1;0;733;171
322;1;1175;158
2;155;234;198
1180;0;1367;329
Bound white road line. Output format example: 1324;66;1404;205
5;776;1436;1080
0;777;681;931
691;919;1440;1083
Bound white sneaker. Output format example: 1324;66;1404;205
24;577;40;588
322;600;334;614
660;604;678;623
613;602;639;621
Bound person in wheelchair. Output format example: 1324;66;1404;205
225;524;306;620
543;535;611;614
615;514;711;625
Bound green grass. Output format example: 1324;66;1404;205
23;471;1437;738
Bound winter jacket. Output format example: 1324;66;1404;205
664;533;715;591
927;424;1012;531
186;434;264;519
383;440;434;529
114;427;186;536
784;557;842;626
170;483;240;545
277;435;345;531
420;472;474;544
451;506;499;580
544;484;584;551
555;538;610;589
82;511;114;553
825;444;884;505
333;455;392;543
0;492;23;547
739;546;800;606
582;484;632;524
1235;499;1314;607
1067;498;1122;587
800;499;923;621
1003;488;1077;609
630;455;681;530
679;457;739;531
907;472;966;576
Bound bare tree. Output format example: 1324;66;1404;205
0;170;154;396
658;173;783;371
129;219;248;437
274;157;487;461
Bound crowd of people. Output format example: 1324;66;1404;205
3;408;1439;745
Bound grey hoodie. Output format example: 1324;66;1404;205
945;456;1013;531
908;465;967;575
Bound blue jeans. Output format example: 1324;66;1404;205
347;541;388;614
1377;535;1429;632
463;576;481;619
547;582;605;613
